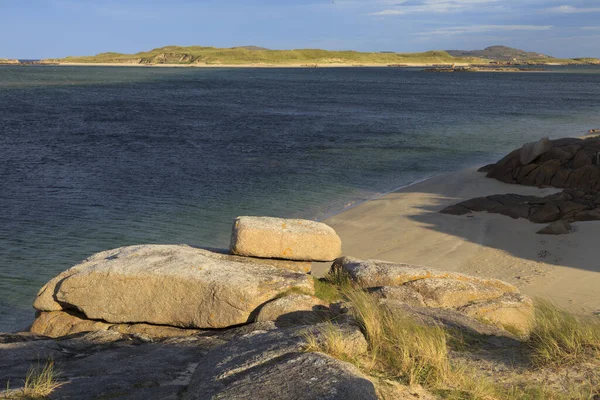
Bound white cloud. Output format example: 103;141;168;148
417;24;553;36
369;9;406;15
367;0;501;17
548;5;600;13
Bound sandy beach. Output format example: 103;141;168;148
320;167;600;313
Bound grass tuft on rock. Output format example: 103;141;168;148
2;359;64;399
304;321;357;362
527;299;600;368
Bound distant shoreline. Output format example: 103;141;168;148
29;62;467;68
8;62;578;72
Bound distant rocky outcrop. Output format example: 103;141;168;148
0;58;19;65
481;137;600;190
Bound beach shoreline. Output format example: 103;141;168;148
320;167;600;314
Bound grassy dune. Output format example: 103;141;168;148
44;45;485;66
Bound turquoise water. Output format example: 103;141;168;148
1;65;600;331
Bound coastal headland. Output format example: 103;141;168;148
5;45;598;69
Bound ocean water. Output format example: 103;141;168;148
1;65;600;331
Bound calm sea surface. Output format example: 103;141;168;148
1;65;600;331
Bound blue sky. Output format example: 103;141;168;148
1;0;599;59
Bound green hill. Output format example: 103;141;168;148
44;46;483;66
41;45;600;66
446;45;553;61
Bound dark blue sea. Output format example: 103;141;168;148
1;65;600;331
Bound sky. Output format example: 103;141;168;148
1;0;599;59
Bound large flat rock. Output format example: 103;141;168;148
230;216;342;261
33;245;314;329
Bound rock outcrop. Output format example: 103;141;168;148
230;216;342;261
33;245;313;330
481;137;600;190
440;189;600;227
519;137;552;165
3;321;374;399
333;257;533;336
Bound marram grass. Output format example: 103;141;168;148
527;299;600;368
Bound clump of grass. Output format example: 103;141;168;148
527;299;600;368
2;359;65;399
304;321;356;362
312;278;342;303
312;262;354;303
343;287;449;386
325;263;354;289
23;359;64;398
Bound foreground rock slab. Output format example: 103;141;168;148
183;324;376;400
34;245;314;329
334;257;533;336
0;331;222;400
230;216;342;261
